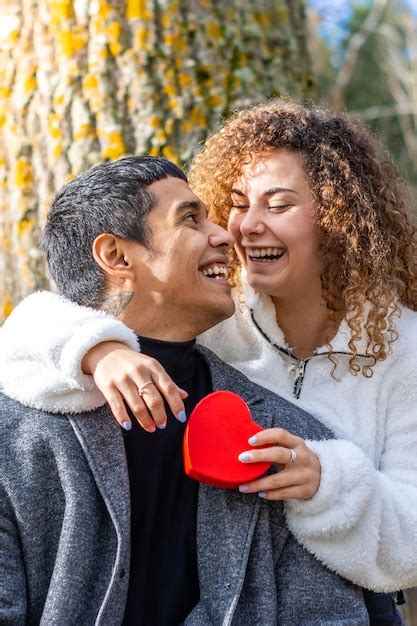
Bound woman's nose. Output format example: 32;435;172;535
239;209;265;237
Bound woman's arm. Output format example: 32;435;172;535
282;368;417;593
0;291;187;428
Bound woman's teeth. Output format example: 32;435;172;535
247;247;286;261
201;265;229;279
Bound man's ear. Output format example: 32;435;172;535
92;234;136;282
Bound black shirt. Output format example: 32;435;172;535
122;336;212;626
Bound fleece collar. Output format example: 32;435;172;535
237;267;392;357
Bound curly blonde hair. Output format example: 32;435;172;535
189;100;417;375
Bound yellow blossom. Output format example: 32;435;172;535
164;83;177;98
149;115;161;129
178;73;192;88
161;14;172;29
50;0;74;22
53;94;65;106
102;131;125;160
24;75;37;94
98;0;112;19
14;158;33;190
59;30;86;58
206;22;221;39
126;0;149;20
134;27;148;49
154;129;166;144
162;145;178;163
207;93;223;108
108;21;123;56
8;30;19;43
48;114;62;139
17;218;35;239
258;12;273;28
164;118;174;134
189;106;206;127
74;124;93;141
83;74;98;92
180;119;193;134
2;298;13;319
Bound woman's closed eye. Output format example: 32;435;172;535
269;204;292;212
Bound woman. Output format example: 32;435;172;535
1;101;416;621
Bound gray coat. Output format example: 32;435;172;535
0;345;368;626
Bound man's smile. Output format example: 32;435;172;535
199;256;230;286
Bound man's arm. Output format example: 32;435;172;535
0;486;28;623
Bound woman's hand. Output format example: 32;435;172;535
237;428;321;500
82;342;188;432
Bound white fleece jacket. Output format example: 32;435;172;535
1;286;417;593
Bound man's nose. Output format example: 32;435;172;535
208;223;235;249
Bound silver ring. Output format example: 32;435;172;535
286;449;298;465
138;381;154;397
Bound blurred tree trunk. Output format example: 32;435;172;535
0;0;315;320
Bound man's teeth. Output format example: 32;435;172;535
201;265;229;279
248;247;286;259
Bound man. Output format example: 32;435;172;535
0;156;368;624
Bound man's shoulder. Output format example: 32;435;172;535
0;391;70;428
0;392;100;458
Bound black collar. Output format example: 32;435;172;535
137;335;196;386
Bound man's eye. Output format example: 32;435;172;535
231;205;249;211
184;213;198;223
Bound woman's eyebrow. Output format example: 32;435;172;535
264;186;300;196
231;186;300;196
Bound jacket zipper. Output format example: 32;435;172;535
249;309;374;399
293;359;307;399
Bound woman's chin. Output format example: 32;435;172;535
246;273;280;296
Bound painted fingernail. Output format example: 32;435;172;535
122;421;132;431
158;422;167;430
177;410;187;423
238;452;251;462
248;435;257;445
146;424;156;433
239;485;249;493
258;492;267;499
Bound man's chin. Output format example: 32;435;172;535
199;296;235;334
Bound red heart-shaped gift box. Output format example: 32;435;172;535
183;390;273;489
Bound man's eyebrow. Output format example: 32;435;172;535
174;200;203;212
231;187;299;196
